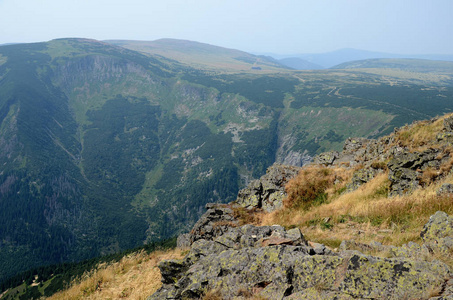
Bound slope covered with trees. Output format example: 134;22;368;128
0;38;453;285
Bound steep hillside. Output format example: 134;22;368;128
16;113;453;300
1;38;453;286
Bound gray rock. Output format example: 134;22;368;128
176;233;190;249
437;183;453;195
235;164;300;212
343;137;369;153
188;203;238;245
436;132;453;144
387;149;441;196
314;151;339;166
346;168;379;192
150;212;453;300
444;116;453;131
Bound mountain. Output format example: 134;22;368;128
270;48;453;69
106;39;291;71
1;38;453;285
332;58;453;73
278;57;324;70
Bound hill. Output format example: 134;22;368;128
0;38;453;287
106;39;290;72
278;57;324;70
332;58;453;74
277;48;453;69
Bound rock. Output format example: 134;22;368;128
346;168;379;192
176;233;190;249
188;203;238;245
150;212;453;300
313;151;339;166
387;149;441;196
444;115;453;131
235;164;300;212
343;137;369;153
421;211;453;243
151;246;450;300
309;241;333;255
158;259;188;284
437;183;453;195
436;132;453;144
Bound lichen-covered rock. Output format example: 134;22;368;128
314;151;339;166
436;132;453;144
176;233;190;249
437;183;453;195
235;164;300;212
151;247;450;300
444;115;453;131
346;168;379;192
338;252;449;300
150;212;453;300
188;203;238;245
343;137;369;153
421;211;453;243
420;211;453;258
387;149;442;196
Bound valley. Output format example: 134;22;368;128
0;38;453;290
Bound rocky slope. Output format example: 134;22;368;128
150;115;453;299
152;209;452;299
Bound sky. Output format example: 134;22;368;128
0;0;452;55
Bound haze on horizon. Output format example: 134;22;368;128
0;0;452;55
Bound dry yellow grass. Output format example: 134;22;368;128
259;170;453;248
394;114;447;150
49;249;184;300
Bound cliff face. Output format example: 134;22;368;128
150;115;453;299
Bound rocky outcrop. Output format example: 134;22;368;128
346;168;380;192
187;203;239;245
313;135;395;168
313;151;339;166
387;148;446;196
150;211;453;300
436;115;453;145
234;164;300;212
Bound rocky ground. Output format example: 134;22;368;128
149;115;453;300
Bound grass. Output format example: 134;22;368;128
48;249;184;300
395;117;445;150
254;111;453;250
257;167;453;250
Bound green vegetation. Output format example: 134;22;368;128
1;38;453;292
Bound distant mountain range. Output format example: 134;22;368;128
267;48;453;69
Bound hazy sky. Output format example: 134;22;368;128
0;0;452;54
